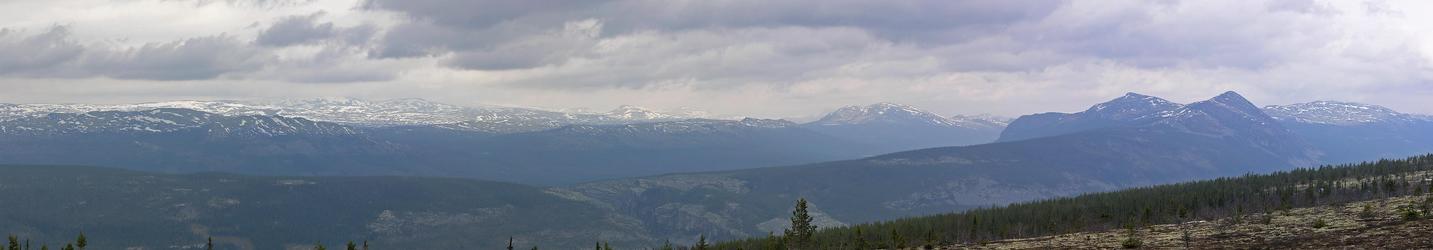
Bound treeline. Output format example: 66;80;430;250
6;234;85;250
713;154;1433;249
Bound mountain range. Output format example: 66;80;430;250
0;99;1009;184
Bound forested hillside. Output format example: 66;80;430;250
715;154;1433;249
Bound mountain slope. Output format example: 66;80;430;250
0;165;650;249
572;91;1319;242
0;109;876;185
802;103;1006;153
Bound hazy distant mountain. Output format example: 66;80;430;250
0;109;875;184
802;103;1007;152
0;98;709;133
1265;101;1433;163
573;91;1320;241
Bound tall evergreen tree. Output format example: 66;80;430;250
7;235;18;250
346;241;357;250
206;237;213;250
784;198;816;249
74;233;84;250
694;235;709;250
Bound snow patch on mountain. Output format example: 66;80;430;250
1264;101;1424;125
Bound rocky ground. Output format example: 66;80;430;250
944;195;1433;249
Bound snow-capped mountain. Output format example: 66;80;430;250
1262;101;1433;163
0;108;357;137
998;92;1185;142
812;102;960;127
1264;101;1429;126
0;98;713;132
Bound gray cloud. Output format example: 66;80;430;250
85;36;269;80
257;12;377;47
256;12;336;46
2;0;1433;117
0;26;84;76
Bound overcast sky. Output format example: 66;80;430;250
0;0;1430;117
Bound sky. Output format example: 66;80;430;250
0;0;1430;118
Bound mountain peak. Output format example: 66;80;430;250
813;102;954;126
1083;92;1182;119
1191;91;1260;112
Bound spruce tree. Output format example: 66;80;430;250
346;241;357;250
784;198;816;249
7;235;18;250
74;233;84;250
852;226;868;250
694;235;709;250
890;229;906;249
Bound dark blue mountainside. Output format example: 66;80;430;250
572;91;1322;240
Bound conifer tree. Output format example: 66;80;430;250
890;229;906;249
660;240;674;250
7;235;18;250
312;242;326;250
74;233;84;250
852;226;868;250
694;235;709;250
362;240;369;250
784;198;816;249
346;241;357;250
206;237;213;250
602;242;612;250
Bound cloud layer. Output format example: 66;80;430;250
0;0;1430;117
